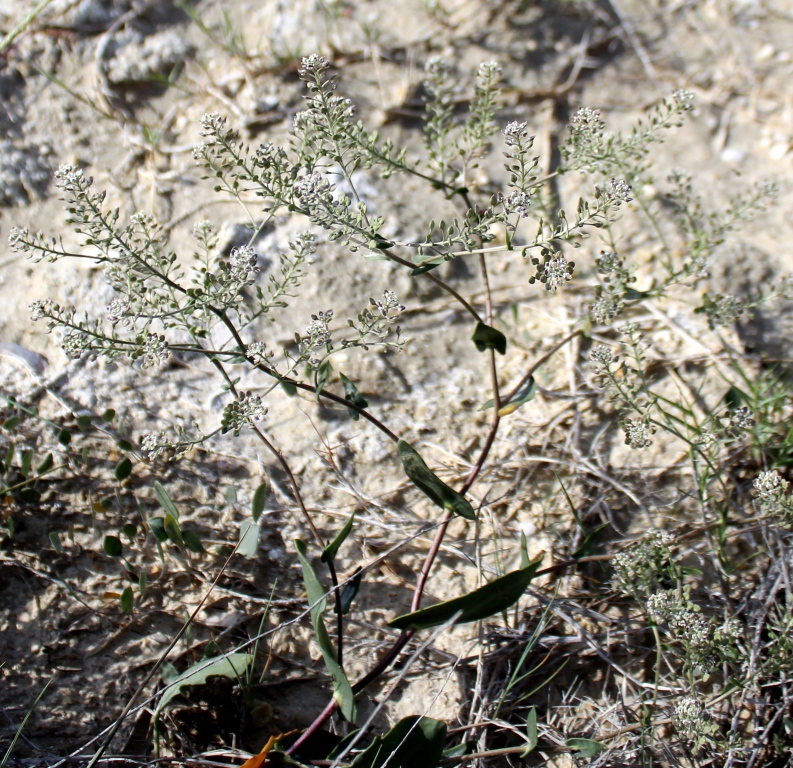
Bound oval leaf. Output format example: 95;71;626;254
182;529;205;554
149;516;168;543
251;481;267;523
398;441;475;520
115;457;133;481
104;535;123;558
238;520;260;559
471;321;507;355
120;586;134;614
566;738;604;757
388;558;542;631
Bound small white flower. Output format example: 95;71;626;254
602;178;633;205
141;432;174;461
503;189;533;217
229;245;260;285
299;54;329;78
137;333;169;369
622;418;656;449
672;89;695;110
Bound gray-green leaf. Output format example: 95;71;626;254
251;481;267;523
295;540;356;722
398;440;475;520
388;558;542;631
566;738;604;757
321;512;354;564
154;481;179;520
238;520;260;559
521;707;538;757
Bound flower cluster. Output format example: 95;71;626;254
343;291;406;353
601;178;633;206
646;590;743;674
246;340;271;366
227;245;260;286
728;405;755;430
621;417;656;449
299;309;334;366
133;332;169;369
673;696;719;750
568;107;606;154
672;89;695;110
502;121;530;147
528;249;575;293
221;392;268;435
754;469;793;523
695;293;748;329
614;529;675;596
503;189;533;218
107;296;132;327
141;432;175;461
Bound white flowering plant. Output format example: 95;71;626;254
7;47;793;768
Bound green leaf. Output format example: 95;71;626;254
340;373;369;420
238;520;260;559
566;738;604;757
340;567;362;615
49;531;62;553
149;516;169;543
410;260;443;276
115;457;133;481
102;409;116;422
471;321;507;355
295;540;356;723
321;512;354;564
118;439;133;452
153;653;254;750
20;450;33;479
480;377;536;416
280;379;297;397
572;522;609;560
164;514;184;547
154;481;179;520
388;558;542;631
225;485;237;505
442;742;475;759
183;530;205;554
36;453;53;475
122;523;138;539
350;716;447;768
520;531;530;569
104;535;123;557
315;359;333;400
120;586;134;614
3;416;20;431
251;481;267;523
75;414;92;433
20;487;40;503
725;385;748;410
397;440;475;520
520;707;538;757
